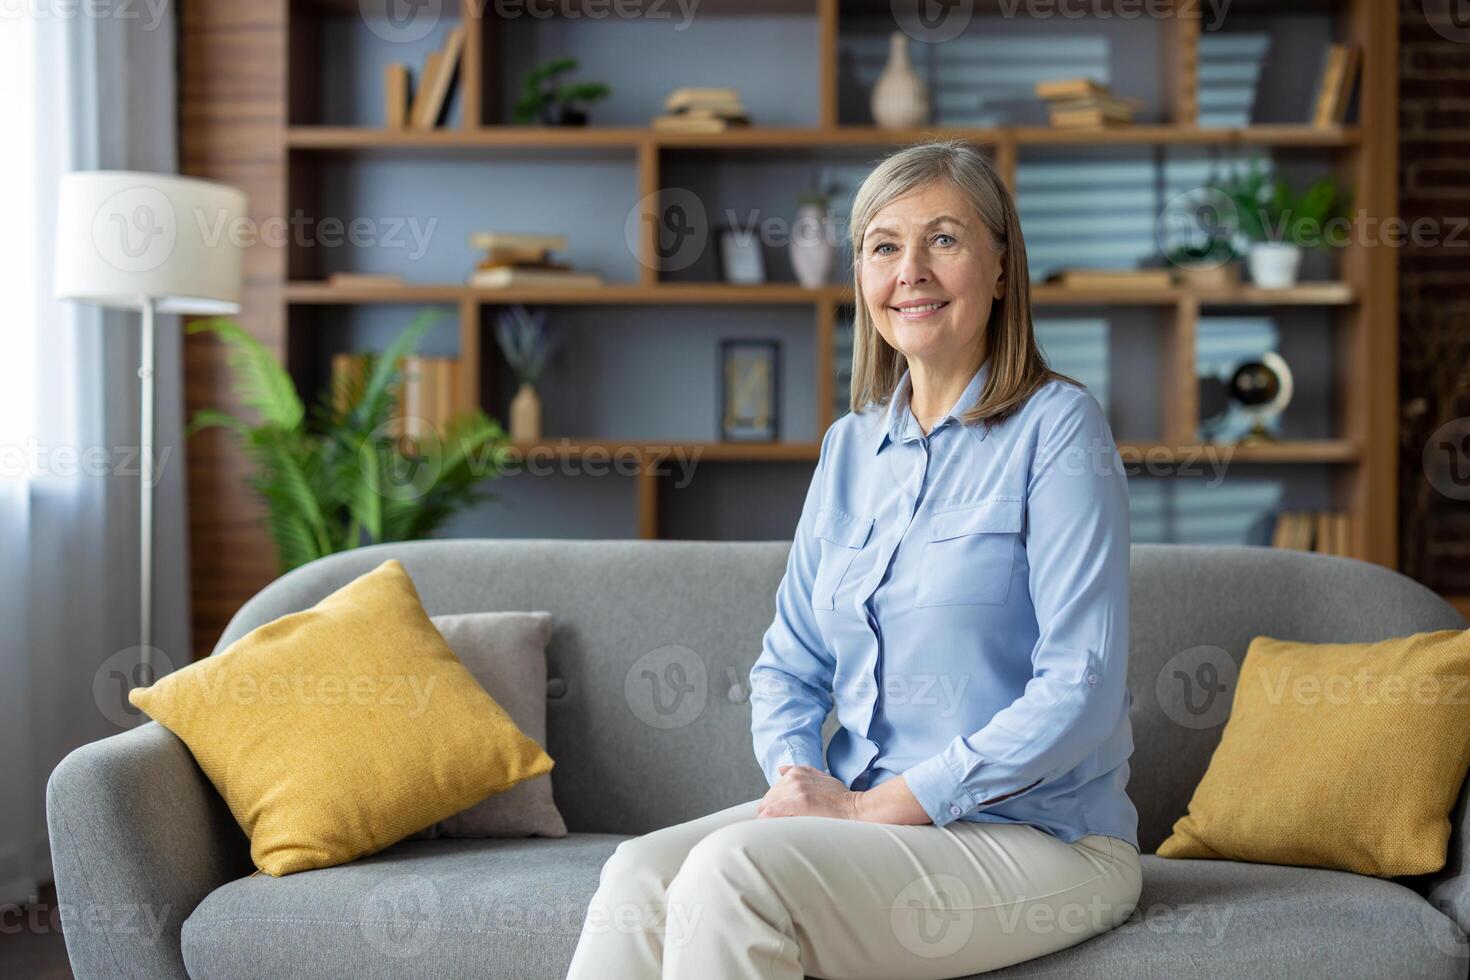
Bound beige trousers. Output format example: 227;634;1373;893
564;798;1142;980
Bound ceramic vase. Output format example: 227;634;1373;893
510;382;542;442
872;32;929;129
790;204;834;288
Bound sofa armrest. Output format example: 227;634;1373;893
45;722;252;980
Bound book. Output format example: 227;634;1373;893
1035;77;1108;101
1312;44;1346;128
327;272;405;288
384;64;409;129
1330;45;1360;124
1049;108;1134;129
651;115;749;132
469;232;568;253
665;87;742;112
412;26;466;129
468;266;604;289
332;353;460;439
1047;268;1174;290
410;51;444;129
1048;95;1141;117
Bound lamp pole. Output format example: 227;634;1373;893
138;296;155;681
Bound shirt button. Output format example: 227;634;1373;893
949;804;962;816
1086;671;1100;687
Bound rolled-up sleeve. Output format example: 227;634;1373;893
749;427;838;787
903;391;1131;828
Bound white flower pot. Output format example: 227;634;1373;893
790;205;834;289
1247;242;1303;289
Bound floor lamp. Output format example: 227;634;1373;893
53;172;247;681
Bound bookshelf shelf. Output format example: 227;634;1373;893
285;124;1363;152
505;440;823;462
284;282;1357;308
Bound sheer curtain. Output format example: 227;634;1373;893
0;3;191;904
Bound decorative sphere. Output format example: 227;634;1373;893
1229;361;1280;408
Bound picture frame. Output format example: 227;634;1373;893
717;225;766;284
719;339;780;442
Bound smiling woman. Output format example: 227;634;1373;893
566;140;1142;980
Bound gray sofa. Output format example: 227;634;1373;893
47;540;1470;979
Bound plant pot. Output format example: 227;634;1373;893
557;105;588;126
1247;242;1302;289
790;204;834;289
510;382;542;442
1176;261;1241;291
871;31;929;129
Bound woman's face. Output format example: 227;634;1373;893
859;180;1005;370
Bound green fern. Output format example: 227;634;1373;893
188;312;510;573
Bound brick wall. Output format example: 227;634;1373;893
1398;0;1470;595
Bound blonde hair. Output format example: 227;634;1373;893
848;139;1080;428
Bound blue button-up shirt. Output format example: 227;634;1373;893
749;357;1138;849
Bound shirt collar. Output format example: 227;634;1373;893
872;357;991;454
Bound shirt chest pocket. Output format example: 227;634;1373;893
918;496;1024;607
810;506;874;610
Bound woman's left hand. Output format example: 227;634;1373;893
757;765;862;820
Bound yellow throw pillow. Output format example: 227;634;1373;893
1158;628;1470;877
129;558;554;876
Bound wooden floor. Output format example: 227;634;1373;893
0;883;73;980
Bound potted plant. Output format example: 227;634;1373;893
791;177;841;289
1165;238;1241;290
188;310;510;573
1212;161;1350;288
512;57;611;126
495;304;556;442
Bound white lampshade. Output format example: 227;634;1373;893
53;171;247;315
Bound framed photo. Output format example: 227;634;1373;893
717;226;766;284
719;339;780;442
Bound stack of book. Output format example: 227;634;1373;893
1271;510;1352;555
651;87;750;133
467;232;604;289
1045;268;1173;291
1311;43;1360;127
384;25;467;130
331;353;460;444
1035;78;1140;129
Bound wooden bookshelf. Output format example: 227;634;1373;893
180;0;1399;657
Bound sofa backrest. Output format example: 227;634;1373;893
215;540;1467;854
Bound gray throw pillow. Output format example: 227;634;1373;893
413;611;568;839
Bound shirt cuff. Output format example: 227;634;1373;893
762;736;826;787
903;752;977;828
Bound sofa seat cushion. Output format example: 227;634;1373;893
981;856;1466;980
181;840;1466;980
180;834;627;980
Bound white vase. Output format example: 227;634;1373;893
790;204;834;289
1247;242;1302;288
871;32;929;129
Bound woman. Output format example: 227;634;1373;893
565;140;1141;980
